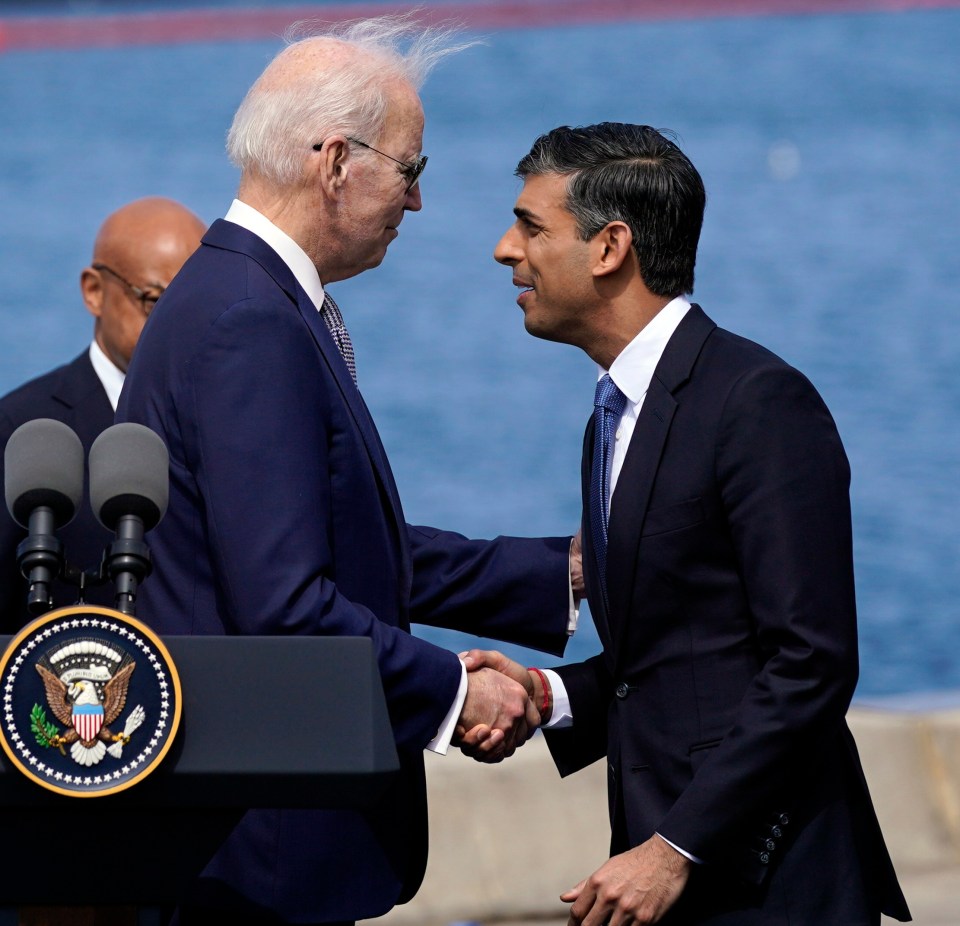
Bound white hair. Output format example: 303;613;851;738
226;13;471;187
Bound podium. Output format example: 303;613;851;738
0;635;399;914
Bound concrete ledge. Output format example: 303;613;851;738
851;705;960;870
364;703;960;926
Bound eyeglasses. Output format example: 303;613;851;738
312;137;428;192
92;263;164;315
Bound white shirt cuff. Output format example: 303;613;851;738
541;668;573;728
656;833;703;864
567;577;580;634
426;659;468;755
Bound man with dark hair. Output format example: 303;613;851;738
464;123;910;924
0;196;205;628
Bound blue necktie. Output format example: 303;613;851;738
590;373;627;585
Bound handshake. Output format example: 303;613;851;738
452;649;552;763
451;529;581;762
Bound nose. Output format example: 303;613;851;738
494;226;520;266
404;182;422;212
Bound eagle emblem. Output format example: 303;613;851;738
33;638;145;767
0;606;181;796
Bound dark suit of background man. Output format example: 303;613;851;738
117;17;579;926
463;123;911;925
0;197;205;629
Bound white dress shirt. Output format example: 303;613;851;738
89;339;126;412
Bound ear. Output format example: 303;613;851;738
314;136;351;198
591;222;633;278
80;267;104;319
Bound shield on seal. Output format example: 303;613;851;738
72;703;104;742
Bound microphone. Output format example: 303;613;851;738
4;419;84;615
89;423;168;615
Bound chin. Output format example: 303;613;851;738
522;312;553;341
523;314;575;347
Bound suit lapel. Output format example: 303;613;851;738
604;305;717;657
50;352;115;441
605;380;677;646
293;291;410;566
202;221;409;569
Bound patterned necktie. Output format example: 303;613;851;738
590;373;627;585
319;290;357;385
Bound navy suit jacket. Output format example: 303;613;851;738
0;350;116;628
117;219;571;922
546;306;909;924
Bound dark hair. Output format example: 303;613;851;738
516;123;705;297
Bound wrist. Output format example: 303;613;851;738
527;667;552;724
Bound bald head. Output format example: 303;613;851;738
255;36;368;94
82;196;205;372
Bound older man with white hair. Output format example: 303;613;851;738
118;16;579;925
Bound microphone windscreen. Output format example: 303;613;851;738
4;419;84;528
89;423;169;531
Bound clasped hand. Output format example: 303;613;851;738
453;650;540;762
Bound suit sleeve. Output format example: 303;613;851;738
656;363;860;868
408;525;571;657
181;298;462;752
544;653;613;775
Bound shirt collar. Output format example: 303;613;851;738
88;339;125;412
224;199;327;312
602;296;691;405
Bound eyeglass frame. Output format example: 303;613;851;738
312;137;427;191
91;263;165;316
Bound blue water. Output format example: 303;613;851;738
1;6;958;696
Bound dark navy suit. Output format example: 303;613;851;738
117;219;571;923
0;350;116;628
546;306;909;924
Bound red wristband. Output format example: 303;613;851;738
527;666;551;717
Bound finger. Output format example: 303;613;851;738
457;724;492;750
560;879;586;902
458;649;485;671
571;894;605;926
482;727;504;748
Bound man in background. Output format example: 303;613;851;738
117;17;577;925
465;122;910;925
0;196;205;628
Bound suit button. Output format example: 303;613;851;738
778;813;790;825
616;683;629;699
764;839;776;851
770;826;782;839
759;852;771;865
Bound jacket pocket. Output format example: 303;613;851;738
641;497;705;537
688;738;722;774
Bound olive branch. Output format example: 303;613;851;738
30;703;64;753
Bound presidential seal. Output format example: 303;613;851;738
0;606;181;796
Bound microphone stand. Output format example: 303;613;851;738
102;513;153;616
16;505;63;616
